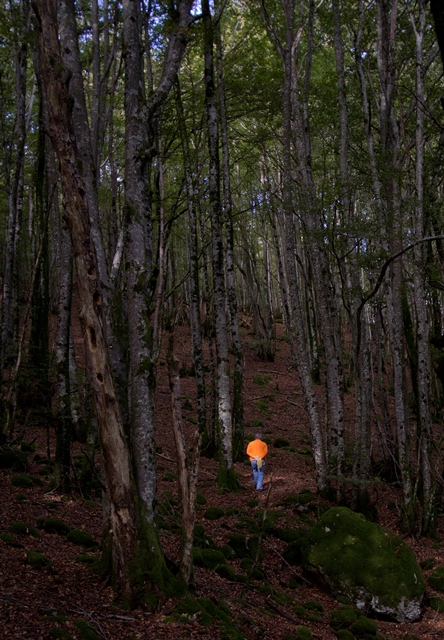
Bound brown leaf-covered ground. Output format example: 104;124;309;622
1;319;444;639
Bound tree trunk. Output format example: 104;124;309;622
174;80;207;448
167;333;201;584
375;0;414;531
215;13;245;461
202;0;238;490
57;0;127;406
32;0;184;608
411;0;434;533
1;0;29;400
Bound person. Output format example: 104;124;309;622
246;433;268;491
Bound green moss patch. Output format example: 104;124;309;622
330;607;359;630
430;596;444;613
203;506;224;520
295;626;312;640
66;529;97;548
173;595;245;637
350;616;378;636
420;557;435;571
227;532;262;560
239;558;265;580
8;522;41;538
36;517;71;535
26;550;51;569
192;547;227;569
0;533;15;544
11;474;43;488
253;374;272;385
294;604;323;623
429;566;444;592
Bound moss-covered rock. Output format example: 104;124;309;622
330;606;359;630
75;554;99;565
429;596;444;613
36;517;71;535
215;563;237;581
26;550;51;569
11;474;42;488
349;616;378;636
295;626;313;640
193;524;217;549
227;532;262;560
192;547;227;569
294;604;323;623
302;507;425;622
203;506;225;520
420;557;435;571
220;544;236;560
429;566;444;592
8;522;41;538
239;558;265;580
66;529;97;548
0;533;15;544
303;600;323;613
173;596;245;638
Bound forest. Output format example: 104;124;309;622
1;0;444;638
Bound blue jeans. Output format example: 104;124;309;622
251;460;265;490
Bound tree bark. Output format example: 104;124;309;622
32;0;183;608
202;0;238;490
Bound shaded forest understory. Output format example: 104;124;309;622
1;321;444;640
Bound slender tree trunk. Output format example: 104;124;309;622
215;13;244;461
167;332;201;584
375;0;414;531
122;0;196;512
202;0;238;490
411;0;434;533
1;0;29;396
174;80;207;446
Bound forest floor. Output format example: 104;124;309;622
1;318;444;640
